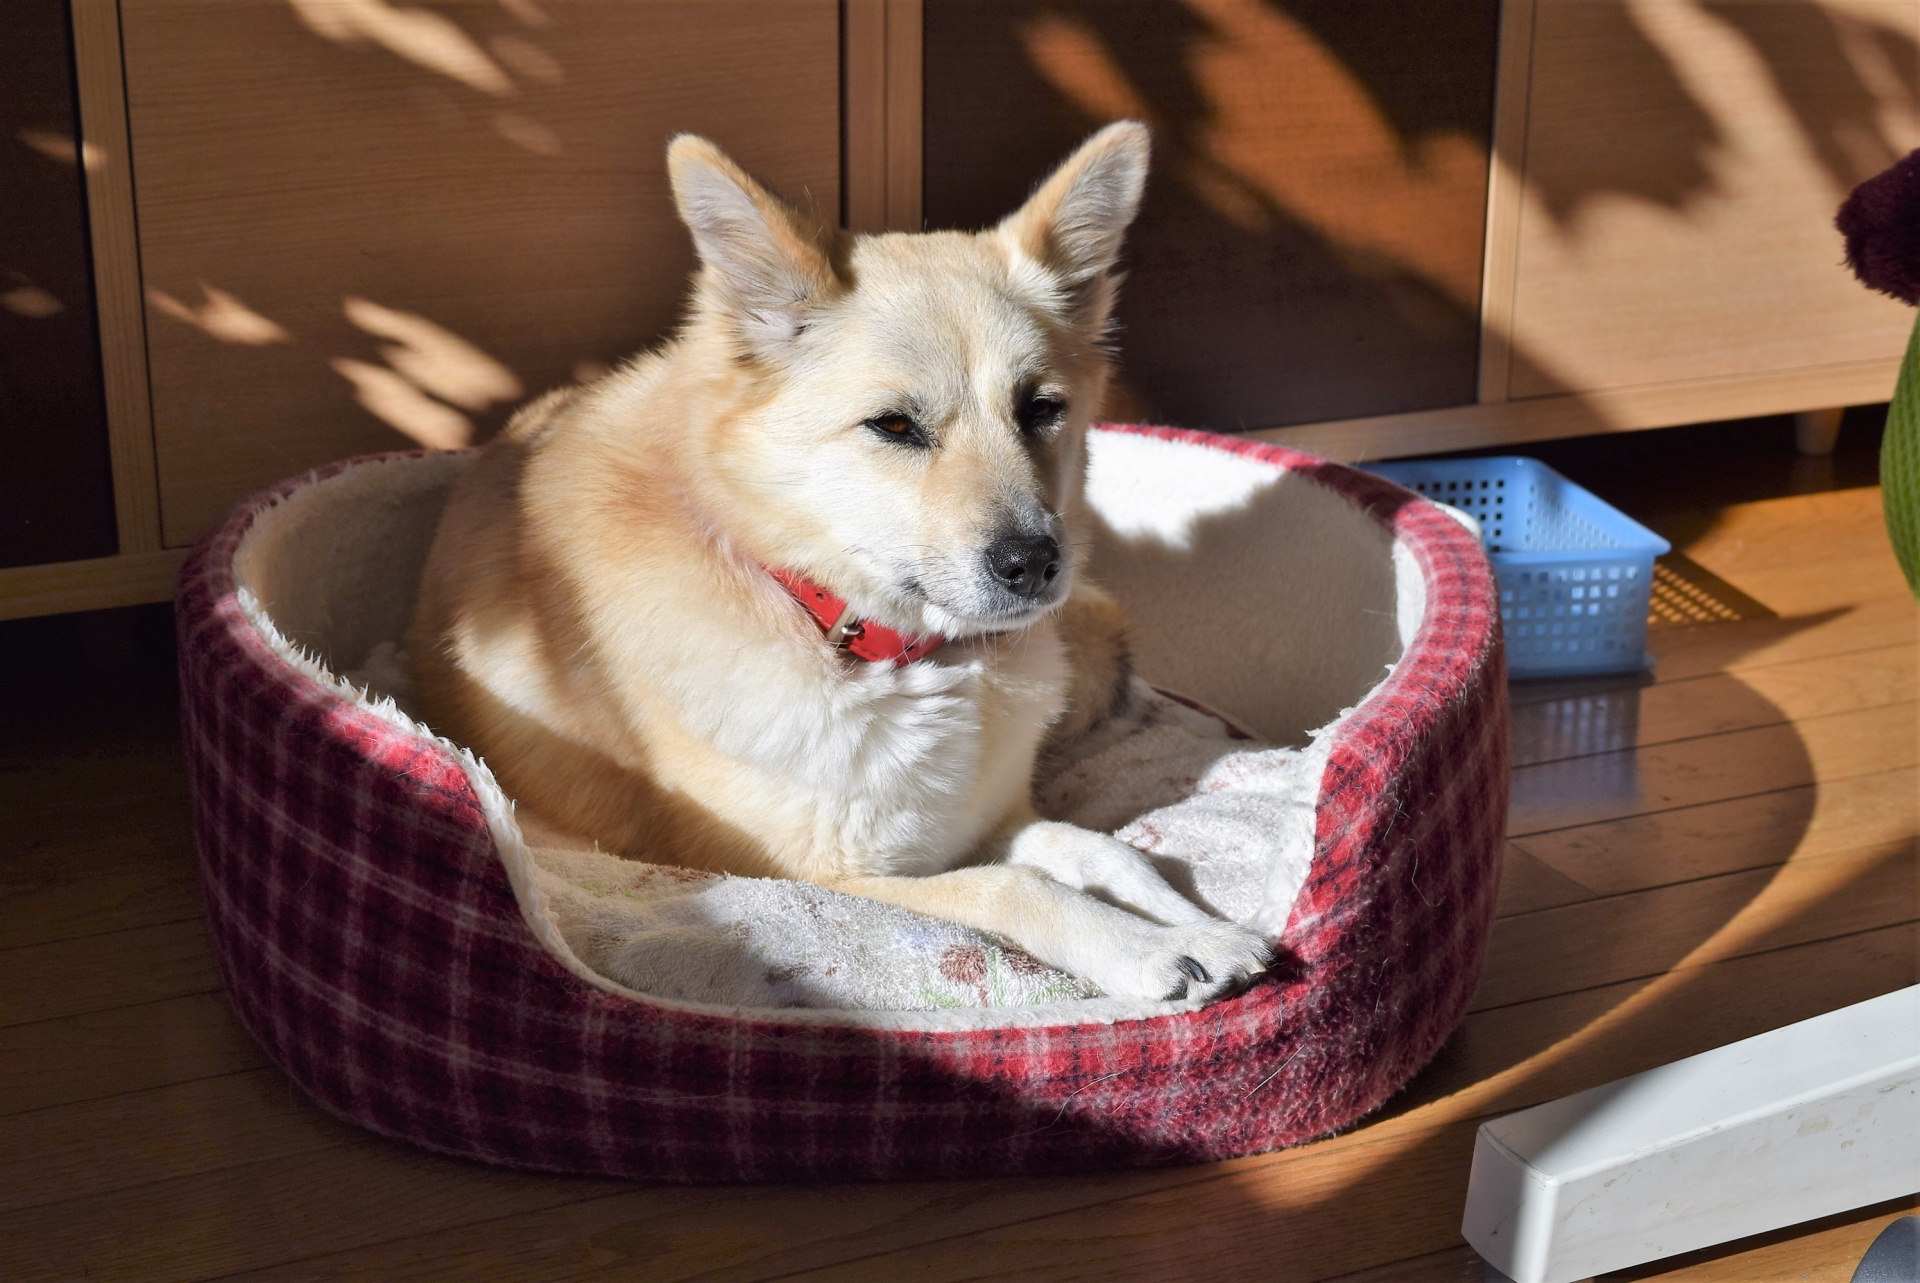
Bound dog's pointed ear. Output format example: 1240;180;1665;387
996;121;1149;327
668;135;836;358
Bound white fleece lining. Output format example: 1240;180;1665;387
225;439;1428;1031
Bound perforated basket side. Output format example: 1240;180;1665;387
1369;458;1534;551
1368;457;1670;678
1500;551;1658;676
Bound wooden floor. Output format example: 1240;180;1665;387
2;417;1915;1283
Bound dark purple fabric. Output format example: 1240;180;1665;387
1838;148;1920;305
175;425;1508;1182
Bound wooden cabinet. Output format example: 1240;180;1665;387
0;0;118;569
1347;0;1920;460
5;0;1916;618
920;0;1500;431
1489;0;1917;403
122;0;839;545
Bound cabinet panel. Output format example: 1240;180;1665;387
122;0;839;547
923;0;1498;431
1507;0;1919;401
1;0;118;569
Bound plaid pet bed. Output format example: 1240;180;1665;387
175;425;1507;1181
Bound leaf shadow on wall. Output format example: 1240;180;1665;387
924;0;1917;435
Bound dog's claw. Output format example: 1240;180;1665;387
1114;920;1275;1005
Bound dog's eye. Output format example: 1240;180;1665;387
864;412;929;447
1016;394;1066;435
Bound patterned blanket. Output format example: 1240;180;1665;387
352;643;1323;1010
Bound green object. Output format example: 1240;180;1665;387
1886;314;1920;597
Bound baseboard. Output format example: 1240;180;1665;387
0;548;188;622
1246;360;1901;461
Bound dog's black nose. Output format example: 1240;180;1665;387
985;534;1061;599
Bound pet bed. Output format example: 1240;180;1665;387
176;425;1508;1181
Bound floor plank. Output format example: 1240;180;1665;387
1639;592;1915;684
177;925;1920;1283
1507;699;1915;836
1472;840;1915;1010
0;918;222;1028
1514;766;1918;899
1320;1247;1480;1283
0;1069;353;1216
1492;843;1594;917
1509;641;1914;767
0;992;268;1118
0;850;204;951
0;1136;625;1283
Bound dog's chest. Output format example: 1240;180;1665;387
714;629;1070;877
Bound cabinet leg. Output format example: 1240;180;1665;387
1794;407;1845;456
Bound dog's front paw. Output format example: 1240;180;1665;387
1131;920;1274;1003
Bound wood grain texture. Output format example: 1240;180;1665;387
1509;697;1914;835
884;0;922;232
0;548;187;621
1510;642;1916;767
1476;0;1536;405
1517;766;1918;900
843;0;921;233
93;926;1908;1283
0;1069;354;1216
1505;0;1920;400
69;0;165;557
922;0;1499;431
1644;589;1917;684
1247;356;1902;462
0;1137;625;1283
843;0;889;232
0;919;221;1030
0;993;269;1118
1473;840;1916;1009
1493;843;1594;917
119;0;840;547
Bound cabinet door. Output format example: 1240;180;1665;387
122;0;839;547
922;0;1500;431
1;0;118;568
1504;0;1918;401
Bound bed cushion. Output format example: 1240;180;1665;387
175;424;1508;1181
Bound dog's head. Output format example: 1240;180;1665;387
668;123;1149;639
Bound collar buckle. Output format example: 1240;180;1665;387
823;607;865;650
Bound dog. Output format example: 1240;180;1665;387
408;122;1273;1003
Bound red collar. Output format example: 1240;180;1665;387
767;567;946;665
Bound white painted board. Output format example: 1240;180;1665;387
1462;985;1920;1283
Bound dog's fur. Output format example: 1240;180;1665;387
408;123;1273;1002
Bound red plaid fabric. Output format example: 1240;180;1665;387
174;425;1507;1181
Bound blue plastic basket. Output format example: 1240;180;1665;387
1367;456;1672;678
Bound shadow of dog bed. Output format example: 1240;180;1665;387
175;424;1508;1182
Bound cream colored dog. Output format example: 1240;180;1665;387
409;123;1273;1003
